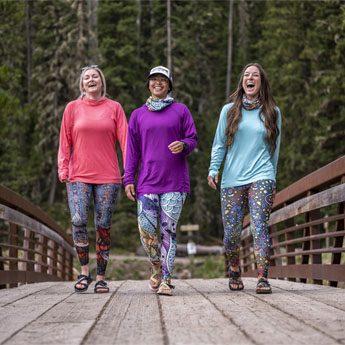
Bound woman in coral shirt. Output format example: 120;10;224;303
58;65;127;293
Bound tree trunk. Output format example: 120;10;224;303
167;0;172;71
87;0;98;63
136;0;141;66
225;0;234;99
25;0;33;103
239;0;248;61
149;0;155;59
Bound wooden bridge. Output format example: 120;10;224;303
0;156;344;344
0;278;344;345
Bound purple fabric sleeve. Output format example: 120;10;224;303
123;102;197;196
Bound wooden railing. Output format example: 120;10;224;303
240;155;345;287
0;185;75;288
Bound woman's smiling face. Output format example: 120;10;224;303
148;73;170;99
242;65;261;100
82;69;103;99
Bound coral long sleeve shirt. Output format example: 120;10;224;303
123;102;197;196
58;97;127;184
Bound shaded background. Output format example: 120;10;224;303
0;0;344;253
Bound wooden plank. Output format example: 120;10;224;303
83;280;163;345
4;281;121;345
269;183;345;225
268;278;345;311
160;280;255;345
273;156;345;209
0;279;344;345
187;278;342;345
0;281;56;306
0;184;72;245
0;270;62;285
243;278;345;344
0;204;75;256
180;224;199;232
269;264;345;282
0;283;74;344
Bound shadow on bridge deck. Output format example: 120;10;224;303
0;278;344;345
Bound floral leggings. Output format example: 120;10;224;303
221;179;276;279
137;192;186;281
67;182;120;276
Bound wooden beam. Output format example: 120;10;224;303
0;204;75;256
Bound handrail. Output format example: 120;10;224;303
240;155;345;287
0;184;75;288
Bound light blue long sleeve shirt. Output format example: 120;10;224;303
208;103;281;188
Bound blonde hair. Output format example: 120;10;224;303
79;66;107;98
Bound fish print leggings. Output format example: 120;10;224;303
221;179;276;279
137;192;186;281
67;182;120;276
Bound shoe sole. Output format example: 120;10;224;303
149;283;159;292
157;291;173;296
256;289;272;294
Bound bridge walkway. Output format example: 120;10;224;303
0;278;344;345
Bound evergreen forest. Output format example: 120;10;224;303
0;0;344;251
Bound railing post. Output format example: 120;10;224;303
52;241;58;278
23;228;35;283
284;216;296;282
330;175;345;287
36;235;48;277
301;190;322;284
68;252;74;281
0;246;5;289
270;224;282;278
308;190;322;285
8;223;18;288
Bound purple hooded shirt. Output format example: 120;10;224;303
123;102;197;197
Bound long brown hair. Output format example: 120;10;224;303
225;63;280;155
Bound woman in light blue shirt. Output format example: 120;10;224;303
208;63;281;294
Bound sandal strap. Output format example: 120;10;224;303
95;280;108;288
159;282;175;290
159;282;175;289
150;268;162;284
229;266;242;278
257;278;271;288
77;273;92;284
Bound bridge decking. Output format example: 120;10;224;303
0;278;344;345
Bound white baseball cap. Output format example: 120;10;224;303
147;66;173;90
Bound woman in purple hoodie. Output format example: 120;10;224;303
124;66;197;296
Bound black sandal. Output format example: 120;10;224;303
94;280;109;293
229;266;244;291
256;278;272;294
74;273;92;292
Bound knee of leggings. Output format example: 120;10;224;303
95;219;112;230
73;238;88;247
71;219;86;227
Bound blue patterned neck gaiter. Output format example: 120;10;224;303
146;95;174;111
242;94;261;110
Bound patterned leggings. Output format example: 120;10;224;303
67;182;120;276
221;179;276;279
137;192;186;281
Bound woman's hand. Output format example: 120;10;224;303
125;184;136;201
62;178;70;183
168;141;184;154
207;175;218;190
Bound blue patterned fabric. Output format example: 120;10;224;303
137;192;186;280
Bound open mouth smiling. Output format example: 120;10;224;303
246;82;255;91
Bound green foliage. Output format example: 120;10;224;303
255;0;345;189
0;0;344;249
